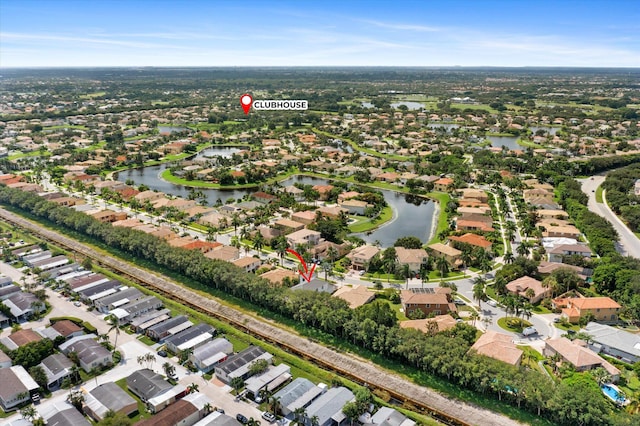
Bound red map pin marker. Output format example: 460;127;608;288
240;93;252;114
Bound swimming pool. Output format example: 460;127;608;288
602;384;627;405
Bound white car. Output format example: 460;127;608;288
487;300;497;307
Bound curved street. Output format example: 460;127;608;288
579;175;640;259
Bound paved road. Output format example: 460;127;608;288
579;176;640;259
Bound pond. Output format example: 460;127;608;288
390;101;424;110
529;126;559;136
158;126;190;134
196;146;246;159
116;169;436;246
486;135;521;151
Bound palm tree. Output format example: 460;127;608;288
293;407;307;425
107;315;121;353
20;406;37;422
203;402;213;415
253;232;265;256
326;246;338;264
503;251;514;264
470;311;480;326
516;241;531;257
472;277;487;309
187;382;199;394
435;256;450;279
591;367;612;387
401;263;412;288
268;395;281;415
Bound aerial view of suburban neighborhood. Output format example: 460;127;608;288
0;2;639;426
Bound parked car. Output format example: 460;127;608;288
262;412;276;423
487;300;497;307
454;298;466;305
215;408;225;414
157;350;167;357
236;414;249;424
522;326;538;336
73;301;82;307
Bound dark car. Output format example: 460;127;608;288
157;350;167;357
236;414;249;424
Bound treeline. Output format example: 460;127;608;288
602;164;640;232
0;186;627;425
576;154;640;176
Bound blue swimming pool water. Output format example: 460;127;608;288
602;385;624;402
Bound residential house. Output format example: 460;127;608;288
130;309;172;333
214;346;273;384
244;364;292;400
339;199;371;215
458;188;489;203
59;335;112;372
506;276;552;304
45;407;91;426
309;241;351;261
252;191;277;204
84;381;138;421
428;243;462;269
38;353;74;390
110;295;163;324
433;177;453;192
94;287;145;314
0;284;21;301
370;407;416;426
0;366;39;411
0;328;42;350
400;287;456;317
559;297;621;324
537;209;569;220
0;349;11;369
204;245;240;262
126;368;174;403
583;322;640;364
89;209;128;223
286;229;322;248
544;338;620;381
346;245;380;271
291;210;317;225
231;257;262;273
260;268;299;286
395;247;429;273
399;315;457;334
164;323;216;354
543;225;581;239
273;218;305;234
189;337;234;373
50;320;84;340
448;233;493;251
135;397;203;426
548;244;592;263
146;315;193;341
272;378;322;417
2;291;45;322
332;285;375;309
469;330;522;366
317;205;348;219
304;386;355;426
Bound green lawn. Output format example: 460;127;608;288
426;192;451;244
138;335;156;346
378;299;409;321
497;317;532;333
595;186;604;203
347;206;393;233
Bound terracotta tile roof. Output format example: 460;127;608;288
470;330;522;365
448;233;492;249
569;297;621;310
333;285;375;309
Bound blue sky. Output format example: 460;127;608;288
1;0;638;67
